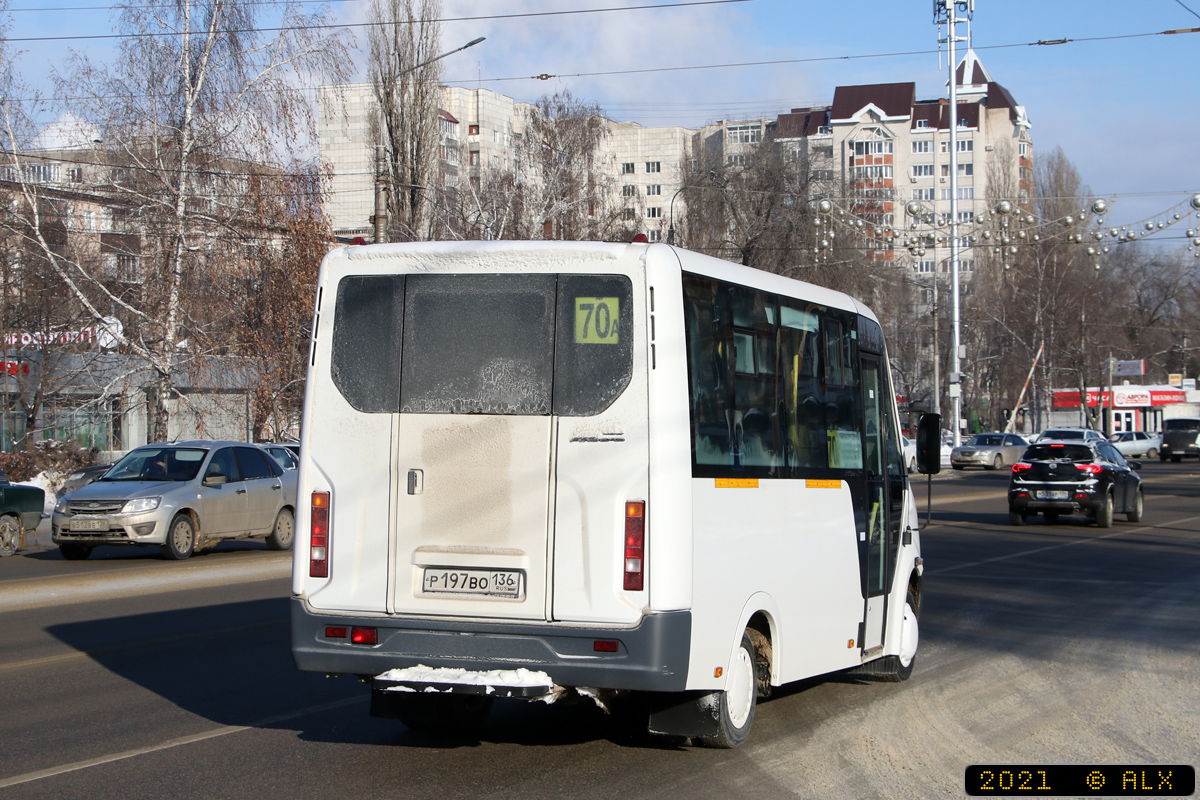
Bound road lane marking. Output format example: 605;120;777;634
925;513;1200;577
0;696;364;789
0;557;292;614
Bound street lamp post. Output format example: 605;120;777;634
935;0;972;447
667;186;685;245
373;36;486;243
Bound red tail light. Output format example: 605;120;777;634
623;501;645;592
1011;462;1032;473
310;491;330;578
1076;463;1103;474
351;626;377;645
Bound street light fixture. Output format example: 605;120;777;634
373;36;487;243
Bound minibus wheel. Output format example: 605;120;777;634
872;585;920;682
698;630;758;749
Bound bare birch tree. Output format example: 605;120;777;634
4;0;353;442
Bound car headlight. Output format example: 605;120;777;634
122;497;162;514
54;497;68;514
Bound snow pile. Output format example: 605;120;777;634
377;665;556;697
23;472;59;517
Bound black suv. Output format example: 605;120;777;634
1008;440;1143;527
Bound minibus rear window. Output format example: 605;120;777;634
329;272;633;416
401;274;557;415
331;275;405;413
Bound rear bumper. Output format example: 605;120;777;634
1009;489;1101;515
290;596;691;693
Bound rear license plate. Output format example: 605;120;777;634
1038;490;1069;500
422;568;523;599
70;517;108;531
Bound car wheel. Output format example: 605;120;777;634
0;514;19;557
991;455;1003;470
163;515;196;560
59;543;93;561
697;630;759;749
1126;489;1143;523
1146;448;1157;459
1043;512;1059;524
266;508;295;551
1095;492;1114;528
1008;510;1026;526
952;464;963;471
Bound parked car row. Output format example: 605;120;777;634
37;440;300;561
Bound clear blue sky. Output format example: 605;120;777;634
8;0;1200;241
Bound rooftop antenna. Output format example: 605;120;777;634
933;0;974;449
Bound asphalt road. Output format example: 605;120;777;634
1;461;1197;799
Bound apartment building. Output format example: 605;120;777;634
776;49;1031;278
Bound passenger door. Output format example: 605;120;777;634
390;274;558;622
860;356;901;655
198;448;246;536
235;446;283;533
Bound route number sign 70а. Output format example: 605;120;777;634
574;297;619;344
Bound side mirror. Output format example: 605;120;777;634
916;413;942;475
203;473;228;487
1129;461;1141;471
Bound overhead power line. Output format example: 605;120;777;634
1;0;755;42
445;26;1200;84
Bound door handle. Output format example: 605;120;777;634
407;469;423;495
236;488;247;494
272;484;281;490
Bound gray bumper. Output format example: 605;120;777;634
290;597;691;693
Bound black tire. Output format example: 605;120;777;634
266;508;295;551
59;542;93;561
1043;512;1059;524
1126;489;1143;523
163;515;196;560
952;464;963;471
1146;448;1157;459
697;631;758;749
0;514;19;557
872;585;920;683
1008;510;1026;526
393;694;494;733
990;455;1003;471
1095;492;1114;528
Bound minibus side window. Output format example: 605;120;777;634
331;275;405;413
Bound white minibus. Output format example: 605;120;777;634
291;240;922;747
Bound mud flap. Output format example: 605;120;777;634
646;691;722;738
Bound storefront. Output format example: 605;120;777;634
1050;385;1187;434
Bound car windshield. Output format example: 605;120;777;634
970;434;1004;446
1111;433;1131;442
1024;444;1093;463
1164;419;1200;432
101;447;207;482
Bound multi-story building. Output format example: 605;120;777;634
815;49;1030;278
604;122;694;242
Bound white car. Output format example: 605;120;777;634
1110;431;1161;459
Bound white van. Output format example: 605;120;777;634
291;241;922;747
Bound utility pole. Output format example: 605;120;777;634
373;145;388;244
935;0;973;447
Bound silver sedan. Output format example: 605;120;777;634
51;441;297;561
951;432;1030;471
